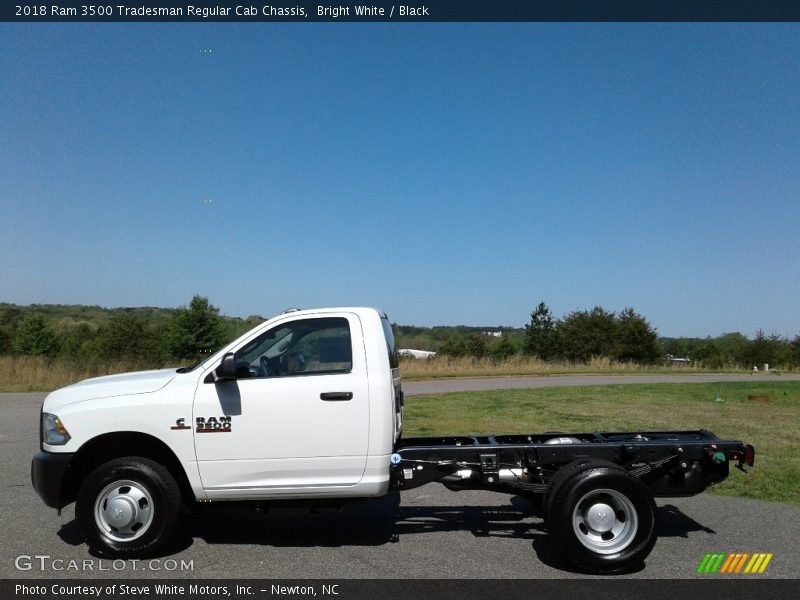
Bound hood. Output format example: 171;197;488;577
43;368;179;410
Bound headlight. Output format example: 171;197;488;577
42;413;71;445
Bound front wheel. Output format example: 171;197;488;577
548;463;657;574
76;457;182;558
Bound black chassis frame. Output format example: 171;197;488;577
391;429;754;498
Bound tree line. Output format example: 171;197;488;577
436;303;659;364
2;298;799;369
0;296;239;366
432;302;800;368
661;330;800;369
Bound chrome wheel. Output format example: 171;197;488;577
572;488;638;554
94;480;154;542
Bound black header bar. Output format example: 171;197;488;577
3;579;800;600
4;1;800;23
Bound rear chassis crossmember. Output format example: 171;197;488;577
391;429;755;497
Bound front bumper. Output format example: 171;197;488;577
31;451;75;509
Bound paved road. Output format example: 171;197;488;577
1;392;798;579
403;373;800;395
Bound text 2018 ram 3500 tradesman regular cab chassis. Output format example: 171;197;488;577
32;307;754;573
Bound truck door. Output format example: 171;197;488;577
192;313;369;498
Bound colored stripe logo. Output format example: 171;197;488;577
696;553;773;574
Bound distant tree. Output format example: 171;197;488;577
489;335;517;361
13;315;59;358
164;296;228;361
400;334;434;351
396;324;425;337
557;306;616;362
660;337;699;358
0;327;11;354
692;338;721;367
613;307;660;364
772;336;795;368
743;330;783;369
58;323;96;359
790;335;800;368
523;302;557;359
0;306;22;328
465;333;487;359
767;333;787;367
715;332;749;366
439;336;467;358
660;338;682;357
97;313;159;361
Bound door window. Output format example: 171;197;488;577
235;317;352;378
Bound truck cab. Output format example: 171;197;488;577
32;307;403;556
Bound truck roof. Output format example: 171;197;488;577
272;307;387;320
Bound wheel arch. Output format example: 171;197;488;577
62;431;196;507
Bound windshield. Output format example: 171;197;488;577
174;313;289;374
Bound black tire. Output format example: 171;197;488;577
542;459;624;528
548;463;657;574
76;457;182;558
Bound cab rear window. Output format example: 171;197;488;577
381;317;399;369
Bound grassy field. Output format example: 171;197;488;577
398;355;762;379
0;356;160;392
0;354;756;393
403;382;800;506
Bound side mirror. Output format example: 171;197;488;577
215;353;237;382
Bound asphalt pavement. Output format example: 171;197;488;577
2;389;798;579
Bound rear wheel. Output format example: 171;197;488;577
548;462;657;573
543;459;623;527
76;457;182;558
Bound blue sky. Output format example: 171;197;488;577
1;24;798;337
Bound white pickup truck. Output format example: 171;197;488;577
32;306;754;574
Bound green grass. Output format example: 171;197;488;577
403;382;800;506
